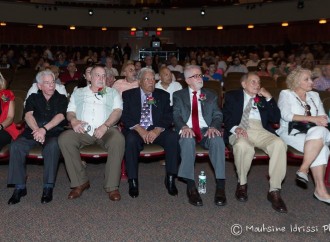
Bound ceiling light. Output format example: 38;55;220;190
200;9;206;16
69;26;76;30
247;24;254;29
297;0;304;9
88;9;93;16
281;22;289;27
217;26;223;30
186;27;192;31
131;27;137;31
37;24;43;29
156;27;163;31
101;27;107;31
319;19;327;24
0;22;7;26
143;15;149;21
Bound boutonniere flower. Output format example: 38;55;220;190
253;96;264;108
1;94;10;102
198;93;206;102
147;96;157;106
97;87;107;97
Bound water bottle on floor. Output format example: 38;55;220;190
198;171;206;194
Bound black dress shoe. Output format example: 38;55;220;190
41;187;53;204
165;174;178;196
187;187;203;206
128;179;139;198
235;183;248;202
267;190;288;213
214;188;227;206
8;188;27;205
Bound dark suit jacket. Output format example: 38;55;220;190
223;89;280;143
173;88;222;132
121;87;173;133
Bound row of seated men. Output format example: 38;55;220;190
0;64;329;215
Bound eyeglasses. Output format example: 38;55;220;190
295;97;311;116
304;104;311;116
188;74;203;79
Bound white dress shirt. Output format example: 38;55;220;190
186;88;208;129
155;81;182;106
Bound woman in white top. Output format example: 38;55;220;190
276;67;330;204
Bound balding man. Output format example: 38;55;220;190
223;72;288;213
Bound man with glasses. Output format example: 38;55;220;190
112;63;139;95
173;65;226;207
7;70;68;205
223;72;288;213
58;65;125;202
121;67;180;198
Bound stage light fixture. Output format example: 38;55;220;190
297;0;304;9
319;19;327;24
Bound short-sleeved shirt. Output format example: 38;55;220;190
67;86;122;135
23;90;68;139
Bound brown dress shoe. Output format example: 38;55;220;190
267;190;288;213
235;183;248;202
68;181;90;199
108;190;121;201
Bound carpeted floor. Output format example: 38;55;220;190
0;158;329;242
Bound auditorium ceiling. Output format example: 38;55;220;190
10;0;295;9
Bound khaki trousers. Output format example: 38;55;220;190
58;127;125;192
229;119;287;190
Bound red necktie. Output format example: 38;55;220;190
192;91;202;142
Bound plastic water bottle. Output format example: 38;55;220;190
198;171;206;194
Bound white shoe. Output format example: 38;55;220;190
296;170;308;183
313;193;330;205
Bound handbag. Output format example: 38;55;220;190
288;121;316;135
288;121;330;135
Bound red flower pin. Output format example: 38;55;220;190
198;93;206;102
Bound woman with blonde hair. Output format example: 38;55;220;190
0;72;20;149
276;67;330;204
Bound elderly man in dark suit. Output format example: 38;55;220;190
121;67;180;198
173;65;226;207
223;72;288;213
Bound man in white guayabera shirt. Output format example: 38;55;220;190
58;65;124;202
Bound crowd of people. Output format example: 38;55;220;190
1;42;330;88
0;42;329;214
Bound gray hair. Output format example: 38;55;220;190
104;67;115;78
137;67;155;80
36;70;55;84
286;67;311;90
240;72;258;83
183;65;201;79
